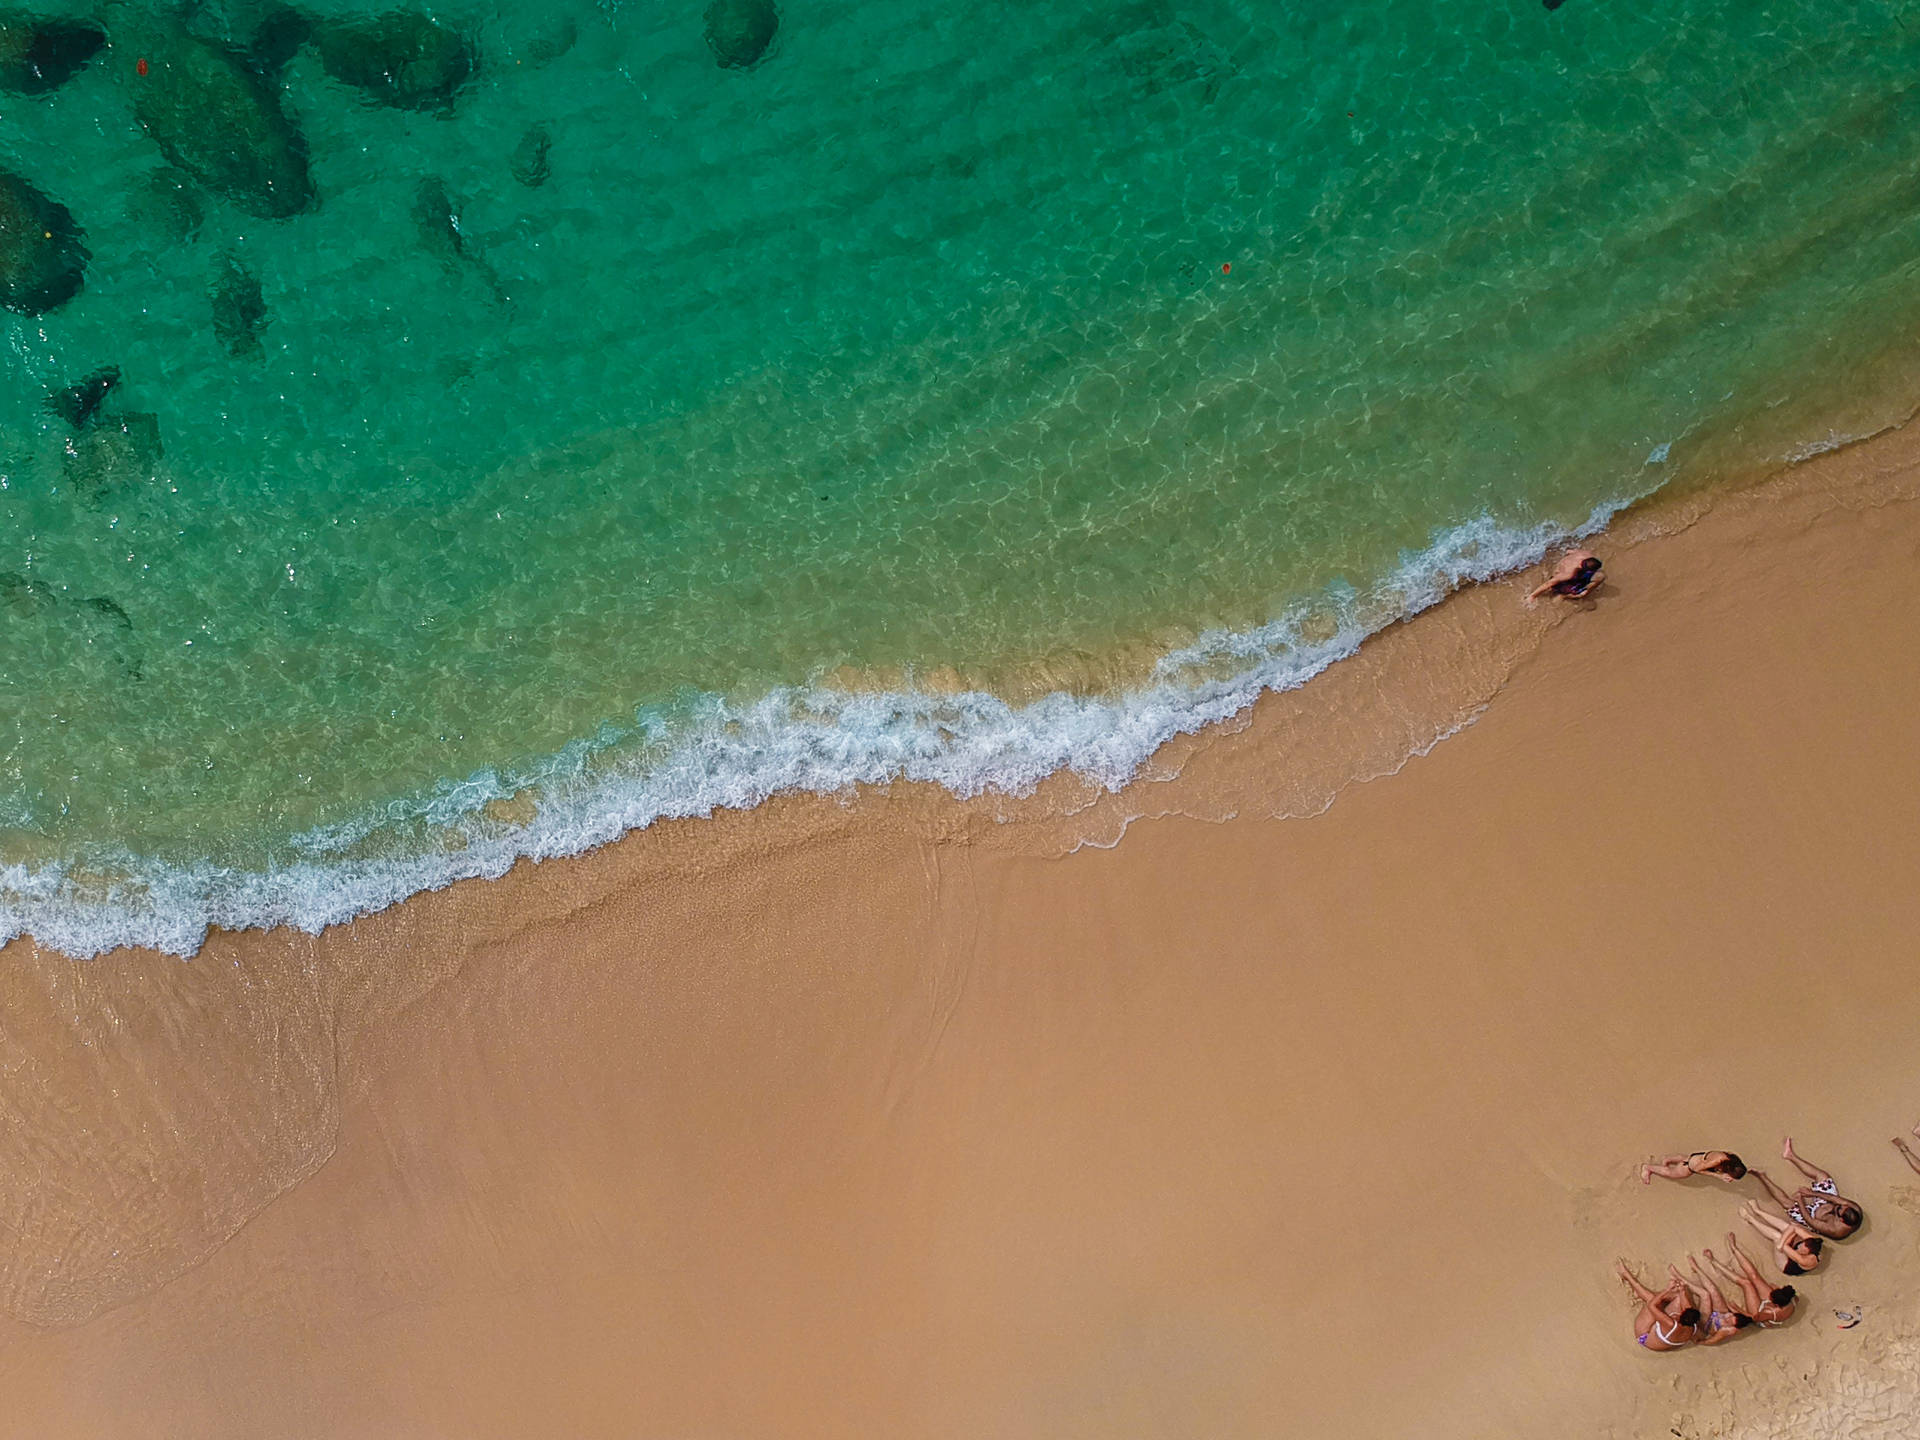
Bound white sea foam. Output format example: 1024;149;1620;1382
0;501;1630;959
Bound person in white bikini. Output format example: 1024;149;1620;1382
1704;1236;1796;1330
1749;1137;1862;1240
1616;1259;1701;1352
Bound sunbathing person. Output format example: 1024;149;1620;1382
1748;1138;1862;1239
1893;1133;1920;1176
1704;1236;1796;1329
1616;1259;1701;1352
1641;1150;1747;1185
1739;1200;1824;1275
1685;1256;1752;1345
1526;549;1603;603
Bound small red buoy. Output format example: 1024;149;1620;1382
1221;262;1231;274
137;57;149;76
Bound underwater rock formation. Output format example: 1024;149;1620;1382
46;366;120;429
510;124;551;188
413;176;507;302
129;166;206;242
519;13;575;66
0;12;105;94
1;573;142;677
210;251;267;357
0;571;58;619
704;0;778;69
128;23;314;219
0;168;86;314
249;4;312;73
62;412;164;499
313;11;476;111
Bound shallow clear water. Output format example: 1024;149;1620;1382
6;0;1920;951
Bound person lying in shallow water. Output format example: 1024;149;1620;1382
1739;1199;1825;1276
1641;1149;1747;1185
1526;548;1603;603
1617;1259;1702;1351
1749;1138;1863;1240
1704;1236;1796;1329
1685;1255;1753;1346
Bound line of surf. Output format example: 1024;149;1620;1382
0;497;1635;958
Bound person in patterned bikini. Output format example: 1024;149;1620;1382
1749;1137;1862;1240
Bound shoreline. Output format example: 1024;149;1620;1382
4;403;1920;1432
17;344;1920;964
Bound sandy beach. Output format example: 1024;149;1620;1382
5;422;1920;1437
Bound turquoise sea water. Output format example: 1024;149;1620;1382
6;0;1920;953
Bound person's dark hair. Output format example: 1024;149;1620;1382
1732;1314;1754;1329
1783;1261;1805;1276
1678;1307;1702;1326
1806;1237;1824;1255
1837;1204;1862;1228
1719;1154;1747;1180
1577;557;1601;575
1770;1285;1796;1306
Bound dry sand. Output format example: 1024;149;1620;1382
5;427;1920;1438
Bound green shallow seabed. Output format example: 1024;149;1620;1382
4;0;1920;878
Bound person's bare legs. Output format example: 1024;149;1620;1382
1749;1168;1800;1215
1781;1137;1833;1186
1688;1257;1729;1318
1725;1233;1770;1290
1616;1259;1664;1307
1641;1155;1695;1184
1740;1200;1791;1244
1893;1136;1920;1176
1704;1248;1762;1314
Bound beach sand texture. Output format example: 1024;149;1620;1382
3;429;1920;1436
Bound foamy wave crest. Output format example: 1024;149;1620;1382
0;501;1628;958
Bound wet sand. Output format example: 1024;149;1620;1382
5;429;1920;1437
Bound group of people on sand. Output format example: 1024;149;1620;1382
1618;1138;1864;1352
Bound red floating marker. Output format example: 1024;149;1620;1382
1221;262;1231;274
137;57;149;76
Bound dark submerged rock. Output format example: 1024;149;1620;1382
46;366;120;429
0;13;105;95
210;251;267;357
510;124;551;188
130;26;314;219
520;14;575;66
130;166;206;243
704;0;778;69
63;411;164;498
80;594;132;629
0;168;86;314
314;12;476;111
0;570;58;619
249;4;312;73
412;176;507;302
